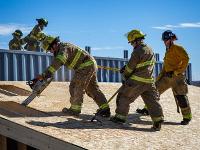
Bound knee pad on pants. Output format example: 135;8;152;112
175;95;189;108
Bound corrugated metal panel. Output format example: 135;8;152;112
0;49;192;83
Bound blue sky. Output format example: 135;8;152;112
0;0;200;80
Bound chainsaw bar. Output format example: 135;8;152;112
21;78;53;106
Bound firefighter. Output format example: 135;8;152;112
9;29;25;50
136;30;192;125
110;29;164;131
31;35;111;117
24;18;47;51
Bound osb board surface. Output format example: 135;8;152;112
0;81;200;150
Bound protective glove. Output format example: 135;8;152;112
165;71;174;78
120;65;126;74
27;74;43;89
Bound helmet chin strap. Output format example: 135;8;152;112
133;39;143;49
166;40;174;50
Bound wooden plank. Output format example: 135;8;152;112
0;81;199;150
0;117;85;150
0;134;7;150
17;142;27;150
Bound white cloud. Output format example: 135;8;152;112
152;26;171;30
152;22;200;30
92;46;124;51
179;22;200;28
0;23;32;35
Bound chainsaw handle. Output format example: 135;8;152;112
26;80;33;85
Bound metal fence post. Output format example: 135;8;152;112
85;46;91;54
123;50;128;59
3;53;8;81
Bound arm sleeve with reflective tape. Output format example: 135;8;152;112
8;40;13;49
43;52;67;78
124;50;140;77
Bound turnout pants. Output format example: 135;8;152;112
156;73;192;120
116;80;164;122
69;65;108;111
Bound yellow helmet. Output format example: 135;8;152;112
42;36;59;51
126;29;146;43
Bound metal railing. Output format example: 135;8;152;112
0;49;192;83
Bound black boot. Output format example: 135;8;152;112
136;108;149;115
152;120;163;131
96;108;111;118
110;116;125;124
62;107;80;117
181;118;191;125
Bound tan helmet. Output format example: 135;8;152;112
126;29;146;43
41;36;59;51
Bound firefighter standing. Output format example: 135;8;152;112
9;29;25;50
24;18;47;51
31;35;111;117
110;29;164;131
136;30;192;125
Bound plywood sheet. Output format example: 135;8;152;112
0;81;200;150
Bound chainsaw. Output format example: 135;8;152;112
21;77;53;106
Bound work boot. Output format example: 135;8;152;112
181;118;191;125
62;107;80;117
96;108;111;118
110;116;125;124
136;108;149;115
152;120;163;131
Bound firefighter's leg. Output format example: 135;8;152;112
86;72;111;117
63;68;93;115
141;84;164;131
111;83;143;123
175;95;192;125
156;75;172;95
172;74;192;125
136;76;171;115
